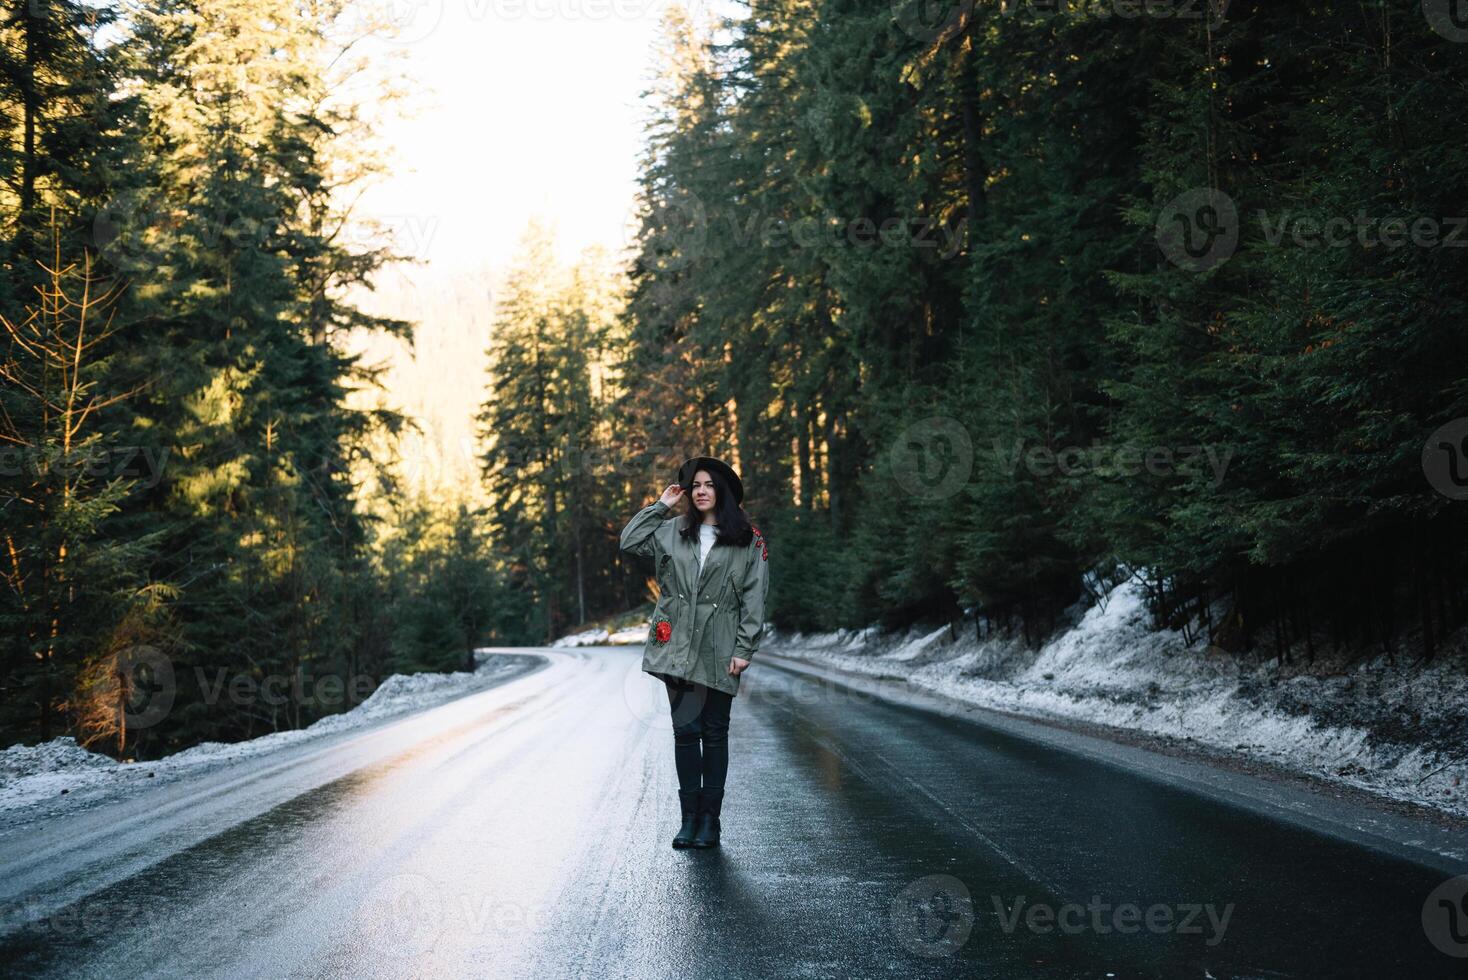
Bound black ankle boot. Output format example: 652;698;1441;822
691;787;723;848
672;789;701;849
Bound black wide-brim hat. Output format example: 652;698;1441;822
677;455;744;505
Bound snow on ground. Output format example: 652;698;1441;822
0;651;530;817
768;577;1468;819
554;626;611;647
553;624;648;647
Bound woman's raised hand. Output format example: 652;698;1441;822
657;483;684;508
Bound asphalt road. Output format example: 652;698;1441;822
1;646;1464;979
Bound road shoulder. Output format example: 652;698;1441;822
760;649;1468;876
0;651;551;837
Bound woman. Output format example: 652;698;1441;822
618;455;770;850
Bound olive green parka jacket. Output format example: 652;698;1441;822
618;499;770;696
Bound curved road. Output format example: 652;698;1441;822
0;647;1463;978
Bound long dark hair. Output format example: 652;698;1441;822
676;465;756;548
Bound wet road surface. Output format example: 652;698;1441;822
1;646;1464;979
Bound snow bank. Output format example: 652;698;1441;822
554;626;608;647
553;624;648;647
0;652;528;816
770;577;1468;819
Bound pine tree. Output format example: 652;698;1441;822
0;215;155;741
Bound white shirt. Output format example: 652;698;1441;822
697;524;718;575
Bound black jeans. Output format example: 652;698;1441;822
664;677;734;794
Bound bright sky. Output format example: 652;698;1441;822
352;0;736;273
341;0;739;496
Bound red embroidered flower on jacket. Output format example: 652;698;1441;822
749;524;768;561
654;619;672;644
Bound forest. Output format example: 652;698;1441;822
5;0;1468;759
0;0;518;757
